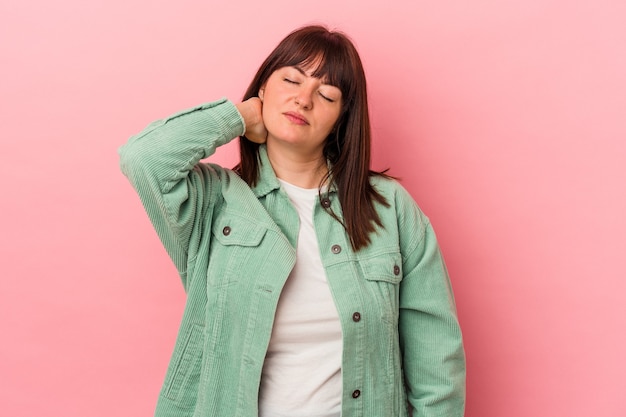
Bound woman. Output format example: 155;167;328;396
120;25;465;417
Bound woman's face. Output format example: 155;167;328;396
260;65;342;156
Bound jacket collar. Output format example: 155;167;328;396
251;145;282;198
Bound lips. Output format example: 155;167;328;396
283;111;309;125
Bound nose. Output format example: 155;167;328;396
295;87;314;109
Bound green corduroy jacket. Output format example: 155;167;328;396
119;98;465;417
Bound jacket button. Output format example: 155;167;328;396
222;226;231;236
352;389;361;399
352;312;361;322
331;244;342;254
393;265;400;275
321;197;331;208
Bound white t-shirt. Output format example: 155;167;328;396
258;179;343;417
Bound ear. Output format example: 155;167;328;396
258;87;265;101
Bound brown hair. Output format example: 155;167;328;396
236;25;389;251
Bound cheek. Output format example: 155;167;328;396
260;96;277;123
261;106;283;135
261;112;276;131
324;109;341;130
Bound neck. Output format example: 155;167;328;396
266;142;328;189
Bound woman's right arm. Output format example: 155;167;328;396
118;98;264;288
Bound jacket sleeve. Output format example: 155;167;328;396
396;187;466;417
118;98;245;290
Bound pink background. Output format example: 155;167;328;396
2;1;625;416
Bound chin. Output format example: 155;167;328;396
268;136;306;147
267;129;307;145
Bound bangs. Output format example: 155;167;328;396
269;30;357;100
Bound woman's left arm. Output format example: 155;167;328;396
396;189;466;417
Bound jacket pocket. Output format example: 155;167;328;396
360;252;402;324
207;214;268;287
361;252;403;284
162;324;204;405
212;214;267;247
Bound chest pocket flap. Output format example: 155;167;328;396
361;252;403;284
212;215;267;247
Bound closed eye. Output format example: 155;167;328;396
319;92;335;102
283;78;298;84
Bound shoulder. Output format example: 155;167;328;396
202;163;265;208
370;175;426;216
369;174;431;248
201;163;249;192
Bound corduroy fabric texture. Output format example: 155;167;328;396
119;98;466;417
